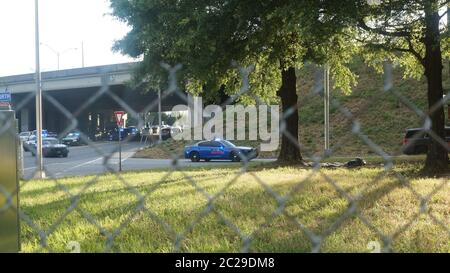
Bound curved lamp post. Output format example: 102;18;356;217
40;42;78;70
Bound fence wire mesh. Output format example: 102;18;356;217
0;61;449;253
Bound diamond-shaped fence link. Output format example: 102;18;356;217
0;61;448;253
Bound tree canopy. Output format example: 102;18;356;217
110;0;361;163
110;0;359;101
330;0;450;173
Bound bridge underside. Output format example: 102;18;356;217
11;84;187;137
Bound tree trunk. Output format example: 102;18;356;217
422;2;449;174
277;66;303;163
448;4;450;78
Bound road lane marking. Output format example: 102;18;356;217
120;151;136;163
23;161;74;171
25;145;141;173
54;157;103;176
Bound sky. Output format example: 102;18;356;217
0;0;137;77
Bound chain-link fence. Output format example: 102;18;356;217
0;60;449;253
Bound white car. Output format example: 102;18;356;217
19;131;32;142
23;135;36;152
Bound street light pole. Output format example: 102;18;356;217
40;43;77;70
324;64;330;154
81;41;85;68
158;89;162;142
34;0;45;179
57;52;60;70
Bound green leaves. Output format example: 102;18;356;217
110;0;363;100
114;0;450;98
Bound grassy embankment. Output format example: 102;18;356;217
135;59;450;159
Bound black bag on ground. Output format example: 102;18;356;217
345;157;366;168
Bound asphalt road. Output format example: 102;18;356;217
23;141;274;179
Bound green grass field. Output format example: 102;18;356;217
20;162;449;253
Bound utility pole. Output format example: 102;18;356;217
34;0;45;179
324;64;330;154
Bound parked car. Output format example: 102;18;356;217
19;131;32;142
23;130;58;151
150;126;159;135
402;127;450;155
62;132;86;146
159;126;182;140
107;128;126;141
30;137;69;158
161;127;172;140
123;126;141;141
23;135;36;152
93;129;105;141
184;139;258;162
106;126;142;141
31;129;48;138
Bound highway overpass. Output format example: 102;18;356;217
0;63;187;137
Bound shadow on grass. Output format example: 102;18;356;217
19;167;239;198
21;164;443;252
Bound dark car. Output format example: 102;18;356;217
160;126;182;141
30;137;69;158
184;139;258;162
47;131;58;138
108;128;126;141
123;126;141;141
402;127;450;155
161;127;171;140
108;127;141;141
62;132;86;146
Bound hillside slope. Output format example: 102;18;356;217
297;59;450;157
134;60;450;159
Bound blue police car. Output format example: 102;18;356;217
184;139;258;162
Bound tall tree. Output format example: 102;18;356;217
326;0;449;173
447;3;450;78
110;0;357;163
